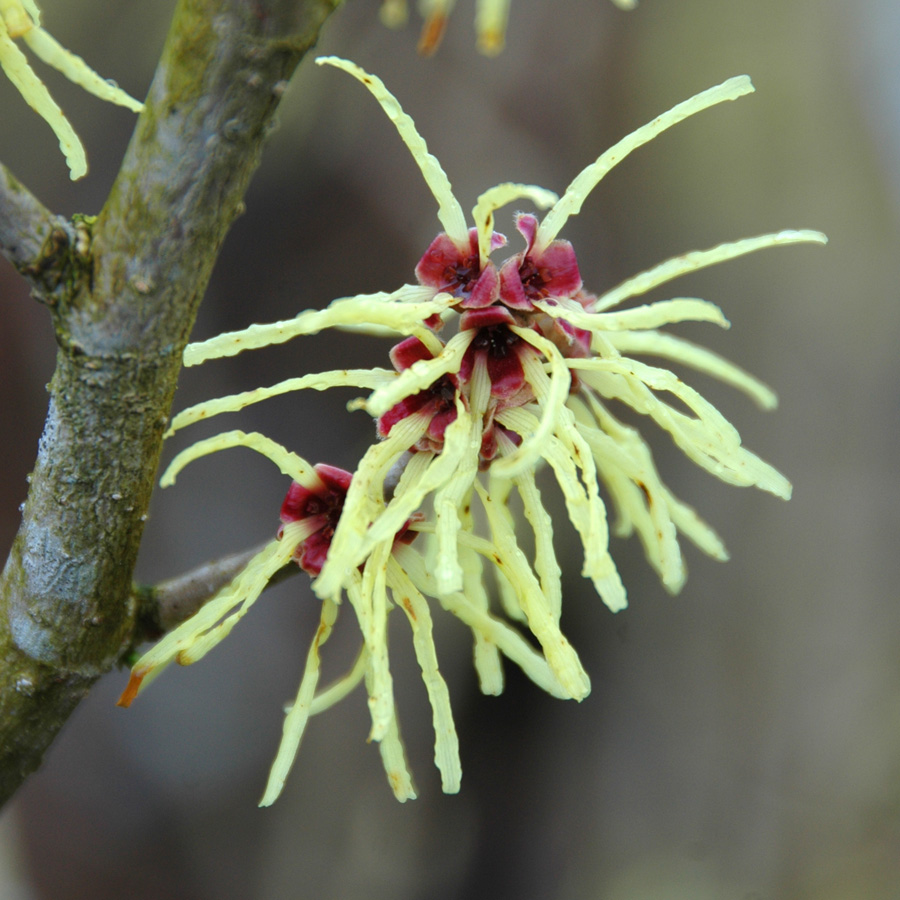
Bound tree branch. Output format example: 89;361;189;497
0;0;341;808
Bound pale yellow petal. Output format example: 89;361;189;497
365;663;417;801
480;474;528;624
569;394;687;591
606;330;777;409
538;297;730;332
184;286;451;366
316;56;468;245
474;0;510;55
514;469;562;622
455;489;505;693
355;544;395;742
120;526;307;704
490;327;569;479
432;357;488;592
24;26;143;111
314;411;430;598
345;397;474;588
166;369;396;436
475;481;591;699
160;429;322;490
394;543;569;699
365;329;475;417
308;645;367;716
389;558;462;793
1;0;33;36
0;27;86;178
377;717;417;802
536;76;755;250
260;597;339;807
472;182;557;266
574;359;792;497
592;230;828;313
175;522;310;666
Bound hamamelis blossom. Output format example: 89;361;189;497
381;0;635;56
0;0;143;178
166;56;824;618
121;57;824;802
119;440;571;803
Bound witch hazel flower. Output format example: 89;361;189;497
1;0;143;179
121;57;824;802
119;435;568;804
170;54;826;622
381;0;636;56
155;55;824;696
298;57;825;614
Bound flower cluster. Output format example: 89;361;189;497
380;0;636;56
120;57;825;804
1;0;143;179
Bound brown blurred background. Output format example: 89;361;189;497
2;0;899;897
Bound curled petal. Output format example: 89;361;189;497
536;75;756;250
593;230;828;313
472;186;556;266
161;430;319;490
317;56;468;244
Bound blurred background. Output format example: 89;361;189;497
2;0;899;897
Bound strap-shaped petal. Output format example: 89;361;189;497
396;541;570;699
536;76;755;250
184;286;451;366
24;27;143;111
0;25;86;177
317;56;469;246
166;369;396;436
261;598;340;806
606;330;777;409
538;297;730;332
389;558;462;793
475;481;591;698
161;429;321;491
593;230;828;313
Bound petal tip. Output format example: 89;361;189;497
116;667;149;707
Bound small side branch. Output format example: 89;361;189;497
130;543;300;654
0;160;72;294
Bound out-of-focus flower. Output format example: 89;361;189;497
0;0;143;178
380;0;636;56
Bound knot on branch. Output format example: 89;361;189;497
20;214;94;306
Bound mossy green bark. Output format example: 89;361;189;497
0;0;341;807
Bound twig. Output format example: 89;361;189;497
0;160;72;296
131;543;300;651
